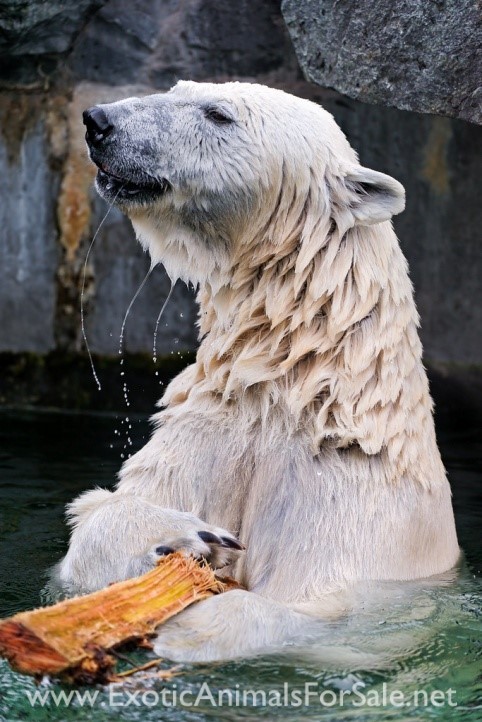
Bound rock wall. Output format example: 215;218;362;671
282;0;482;124
0;0;480;412
0;97;59;352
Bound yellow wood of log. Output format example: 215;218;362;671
0;553;225;682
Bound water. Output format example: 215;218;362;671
80;193;123;392
116;268;173;457
0;409;480;721
153;282;175;369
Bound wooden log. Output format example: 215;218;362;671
0;553;228;683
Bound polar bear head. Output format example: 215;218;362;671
83;80;404;284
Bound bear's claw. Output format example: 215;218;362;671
197;530;222;545
123;524;246;579
220;536;245;550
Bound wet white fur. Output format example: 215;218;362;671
59;81;459;662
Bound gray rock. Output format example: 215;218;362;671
0;98;59;352
0;0;106;86
68;0;296;87
0;0;104;55
68;0;164;86
282;0;482;124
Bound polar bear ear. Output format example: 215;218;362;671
346;166;405;226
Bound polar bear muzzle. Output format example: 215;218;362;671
83;104;171;206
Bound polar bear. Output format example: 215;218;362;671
58;81;459;662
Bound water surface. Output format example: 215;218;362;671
0;409;480;721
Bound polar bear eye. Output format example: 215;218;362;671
204;107;234;124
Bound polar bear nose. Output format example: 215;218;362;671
83;106;113;145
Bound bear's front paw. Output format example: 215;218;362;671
126;526;245;578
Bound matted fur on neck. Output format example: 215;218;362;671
160;155;445;490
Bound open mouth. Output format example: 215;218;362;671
96;168;171;203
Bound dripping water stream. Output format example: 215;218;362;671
80;194;176;461
153;281;176;373
80;189;124;390
115;273;176;460
115;265;154;458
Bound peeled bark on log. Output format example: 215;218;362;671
0;553;229;683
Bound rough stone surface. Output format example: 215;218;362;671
0;96;59;352
68;0;296;88
0;0;106;86
282;0;482;124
